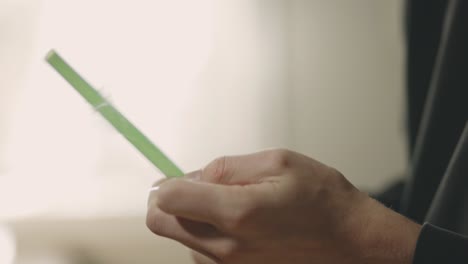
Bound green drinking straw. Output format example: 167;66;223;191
45;50;184;178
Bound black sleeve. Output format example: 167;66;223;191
413;223;468;263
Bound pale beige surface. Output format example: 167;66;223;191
11;217;192;264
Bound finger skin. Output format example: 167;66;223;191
147;149;422;264
146;205;224;258
151;178;255;230
191;250;217;264
201;149;294;184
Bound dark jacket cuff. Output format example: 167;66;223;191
413;223;468;263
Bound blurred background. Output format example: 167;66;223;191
0;0;407;263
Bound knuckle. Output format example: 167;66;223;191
266;148;292;172
329;167;345;179
327;166;354;190
204;156;229;183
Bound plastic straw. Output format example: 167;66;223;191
46;50;184;178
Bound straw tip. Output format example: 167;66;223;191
45;49;57;62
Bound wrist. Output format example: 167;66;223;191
345;196;422;264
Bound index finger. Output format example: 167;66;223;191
149;178;256;230
202;149;295;185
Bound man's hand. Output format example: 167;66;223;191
147;149;421;264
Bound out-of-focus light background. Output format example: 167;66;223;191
1;0;406;263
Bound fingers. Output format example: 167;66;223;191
202;149;295;184
149;178;256;229
146;205;225;260
149;149;297;229
191;250;218;264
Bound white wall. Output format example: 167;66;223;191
0;0;42;176
289;0;407;190
1;0;290;219
1;0;407;263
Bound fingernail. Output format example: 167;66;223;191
184;170;201;181
149;178;170;193
148;186;160;192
